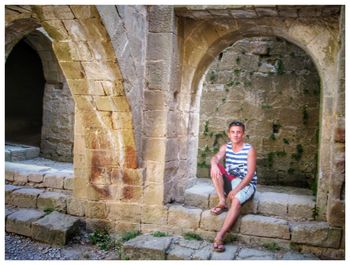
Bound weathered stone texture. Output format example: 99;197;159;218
6;209;46;237
11;188;44;208
37;191;68;212
168;205;202;230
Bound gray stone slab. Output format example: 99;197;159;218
31;211;80;245
123;234;173;260
168;205;202;229
282;251;319;260
37;191;68;212
257;192;289;217
237;248;276;260
167;244;194;260
211;244;238;260
287;194;315;220
192;242;212;260
43;170;66;189
5;207;17;219
11;188;44;208
5;185;22;202
6;208;46;237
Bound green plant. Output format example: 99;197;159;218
121;230;141;242
89;230;116;251
43;207;55;214
209;70;218;83
310;178;318;196
276;151;287;157
267;152;275;168
203;121;209;136
292;144;304;161
270;133;276;141
234;69;241;76
183;232;202;241
283;138;289;144
263;242;281;252
152;231;168;237
236;56;241;64
312;204;320;220
289;242;301;252
275;59;284;75
261;103;272;109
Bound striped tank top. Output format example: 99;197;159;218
225;142;258;189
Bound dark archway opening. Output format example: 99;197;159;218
5;38;45;147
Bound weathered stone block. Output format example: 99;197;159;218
66;197;85;217
107;202;141;223
123;234;173;260
144;90;167;110
70;5;99;19
211;245;238;260
258;192;288;217
64;175;74;190
142;138;166;162
32;211;80;245
148;6;175;33
59;61;85;79
236;248;276;260
43;171;65;189
84;201;106;219
5;185;21;204
142;205;168;225
168;205;202;230
240;215;290;239
143;110;167;137
184;181;214;209
6;209;46;237
291;222;342;248
167;244;194;260
11;188;44;208
200;210;226;232
37;192;68;212
288;195;315;220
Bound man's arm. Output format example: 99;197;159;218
210;144;227;179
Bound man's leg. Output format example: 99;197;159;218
214;198;241;241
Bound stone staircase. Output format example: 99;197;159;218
165;178;343;258
5;146;79;246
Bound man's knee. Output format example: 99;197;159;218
230;198;241;209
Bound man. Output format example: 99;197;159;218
210;120;257;252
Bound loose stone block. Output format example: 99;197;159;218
11;188;44;208
240;215;290;239
37;191;68;212
168;205;202;230
32;211;80;245
291;222;342;248
6;209;46;237
123;234;173;260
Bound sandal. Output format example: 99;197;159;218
210;204;228;215
213;239;225;252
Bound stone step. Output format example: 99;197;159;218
5;185;71;214
122;233;319;260
5;161;74;191
165;203;342;253
184;178;315;221
5;207;80;245
5;143;40;161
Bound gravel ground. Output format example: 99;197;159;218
5;231;119;260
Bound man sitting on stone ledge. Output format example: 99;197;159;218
210;120;258;252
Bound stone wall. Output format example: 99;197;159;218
197;37;320;188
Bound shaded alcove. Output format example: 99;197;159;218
5;38;45;147
197;36;321;189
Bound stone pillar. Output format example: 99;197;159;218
326;6;345;228
143;5;178;204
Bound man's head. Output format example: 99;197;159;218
228;120;245;132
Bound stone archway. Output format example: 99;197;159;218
176;8;343;222
27;5;140;205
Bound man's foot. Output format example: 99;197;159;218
210;204;228;215
213;239;225;252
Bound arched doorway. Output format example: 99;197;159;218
5;38;45;147
197;36;320;190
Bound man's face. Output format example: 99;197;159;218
228;126;244;144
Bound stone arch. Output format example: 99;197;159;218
25;5;140;201
179;15;341;220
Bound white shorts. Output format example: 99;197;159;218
231;178;255;205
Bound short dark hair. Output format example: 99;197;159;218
228;120;245;132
